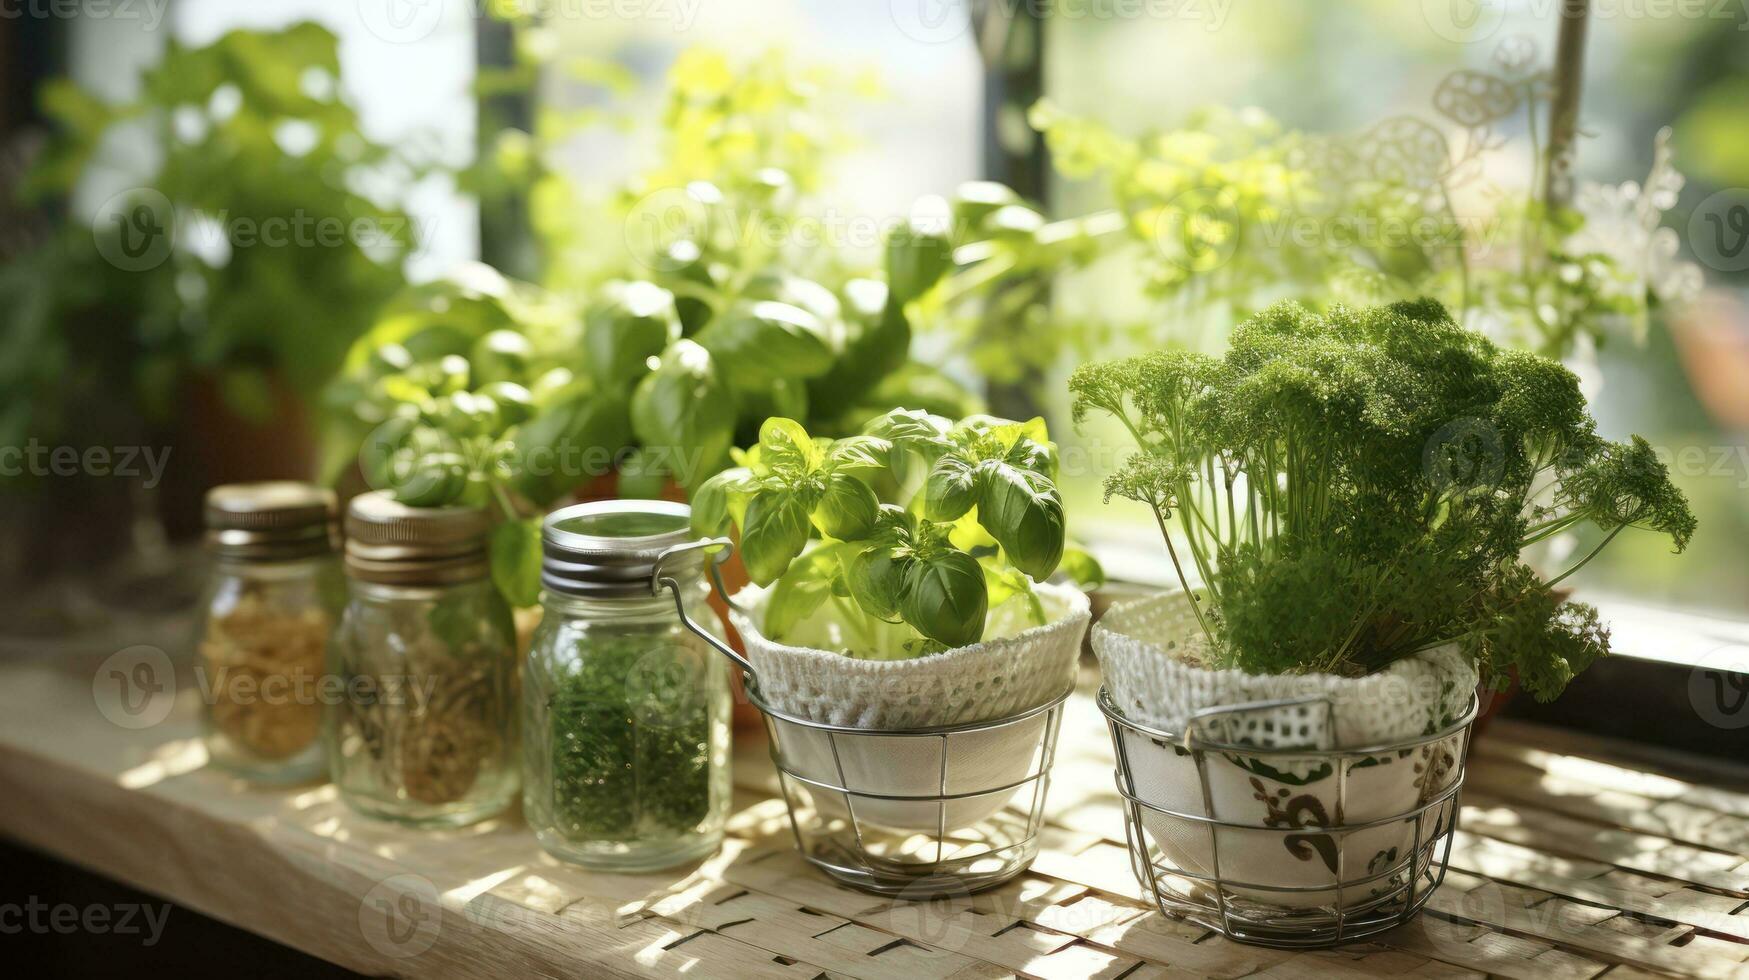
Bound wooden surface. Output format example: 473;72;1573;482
0;656;1746;979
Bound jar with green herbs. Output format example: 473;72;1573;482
325;492;519;827
524;500;732;871
196;483;343;783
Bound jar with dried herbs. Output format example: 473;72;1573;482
196;483;342;783
523;500;732;871
325;492;519;827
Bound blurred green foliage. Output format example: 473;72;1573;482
326;49;983;602
4;23;412;459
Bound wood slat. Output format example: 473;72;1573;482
1459;793;1749;893
1465;756;1749;857
1448;832;1749;942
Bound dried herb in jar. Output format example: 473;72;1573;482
330;594;515;807
201;589;328;759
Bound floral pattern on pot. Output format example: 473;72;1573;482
1096;591;1476;911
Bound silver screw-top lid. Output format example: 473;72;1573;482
541;499;707;598
203;482;339;562
344;490;490;586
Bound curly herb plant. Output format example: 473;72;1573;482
1072;299;1695;700
693;412;1095;658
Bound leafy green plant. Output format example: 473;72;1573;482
468;45;977;441
692;412;1094;657
1071;299;1695;700
928;42;1702;382
15;23;412;432
328;51;981;607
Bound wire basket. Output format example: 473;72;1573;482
1099;688;1477;948
656;540;1069;898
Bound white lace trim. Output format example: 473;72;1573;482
1092;590;1477;749
731;582;1090;730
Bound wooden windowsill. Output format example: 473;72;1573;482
0;654;1745;978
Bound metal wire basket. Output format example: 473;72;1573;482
656;540;1069;897
1099;688;1477;948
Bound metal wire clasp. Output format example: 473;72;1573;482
650;537;753;677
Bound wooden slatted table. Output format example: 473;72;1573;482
0;651;1745;979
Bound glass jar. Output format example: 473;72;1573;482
196;483;342;783
325;492;520;827
524;500;732;871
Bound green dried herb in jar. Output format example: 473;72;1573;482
523;500;731;871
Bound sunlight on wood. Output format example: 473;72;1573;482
444;866;523;905
116;738;207;789
290;784;337;810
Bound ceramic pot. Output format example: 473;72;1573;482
730;581;1089;832
1093;590;1476;912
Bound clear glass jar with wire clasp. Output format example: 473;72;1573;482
523;500;732;871
196;483;343;783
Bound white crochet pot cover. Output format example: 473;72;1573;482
1092;590;1476;910
732;581;1089;831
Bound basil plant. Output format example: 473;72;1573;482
693;411;1093;658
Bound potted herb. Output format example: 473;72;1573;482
18;23;413;536
1073;299;1694;921
692;411;1098;836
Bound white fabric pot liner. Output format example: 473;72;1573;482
731;582;1089;831
1092;590;1476;909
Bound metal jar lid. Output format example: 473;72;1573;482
344;490;490;586
541;499;709;598
204;482;338;562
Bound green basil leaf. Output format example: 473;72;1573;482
764;542;848;640
510;392;632;506
863;408;952;452
924;452;979;521
977;462;1066;581
983;558;1045;627
946;508;998;551
695;300;840;388
847;544;907;622
1059;547;1106;589
900;550;987;649
885;205;955;306
804;279;905;421
477;381;534;427
739;489;813;586
489;518;543;608
1004;434;1058;480
629;340;735;490
758;416;823;475
394;451;469;507
657;240;718;335
825;435;893;478
358;415;420;491
872;503;919;540
584;281;680;391
812;471;879;540
469;329;533;386
951;180;1021;233
691;466;758;537
743;274;844;327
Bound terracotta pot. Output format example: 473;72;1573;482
159;371;318;539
